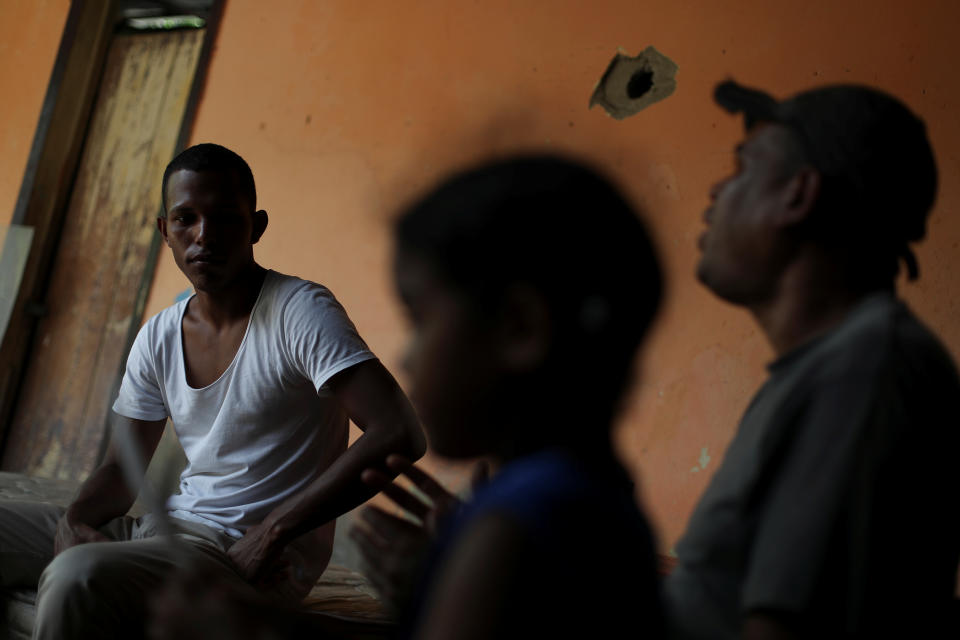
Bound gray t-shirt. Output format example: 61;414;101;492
665;293;960;638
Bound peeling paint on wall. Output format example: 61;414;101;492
699;447;711;469
589;46;678;119
690;446;711;473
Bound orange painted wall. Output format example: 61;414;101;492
131;0;960;551
0;0;70;226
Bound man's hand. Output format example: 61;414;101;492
350;454;487;612
228;525;317;600
226;520;284;584
350;503;432;613
53;514;110;555
368;454;467;534
52;415;167;557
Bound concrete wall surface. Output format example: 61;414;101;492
6;0;960;554
0;0;70;225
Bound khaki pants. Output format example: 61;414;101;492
0;501;253;640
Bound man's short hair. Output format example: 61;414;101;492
161;143;256;215
714;80;937;282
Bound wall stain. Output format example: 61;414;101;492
690;446;711;473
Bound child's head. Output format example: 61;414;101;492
393;155;662;459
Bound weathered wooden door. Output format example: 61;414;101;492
0;29;204;479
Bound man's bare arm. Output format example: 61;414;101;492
55;414;167;554
227;359;426;580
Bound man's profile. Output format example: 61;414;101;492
664;81;960;638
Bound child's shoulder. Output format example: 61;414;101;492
470;450;638;531
482;450;582;499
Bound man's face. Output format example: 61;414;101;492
159;169;266;293
697;123;801;305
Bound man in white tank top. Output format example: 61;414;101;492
0;143;426;639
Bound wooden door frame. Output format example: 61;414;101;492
0;0;224;466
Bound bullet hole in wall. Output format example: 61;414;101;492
627;70;654;99
590;46;678;120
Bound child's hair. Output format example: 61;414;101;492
395;155;663;428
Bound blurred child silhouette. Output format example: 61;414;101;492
355;155;666;639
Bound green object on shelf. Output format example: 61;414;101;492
126;15;206;31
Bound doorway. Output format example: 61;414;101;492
0;2;218;479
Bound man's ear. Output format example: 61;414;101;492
252;210;268;244
776;167;821;227
157;217;170;246
496;284;552;373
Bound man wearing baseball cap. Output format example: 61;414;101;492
664;81;960;638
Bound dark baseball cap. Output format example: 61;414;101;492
714;80;937;280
